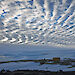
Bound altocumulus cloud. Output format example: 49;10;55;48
0;0;75;48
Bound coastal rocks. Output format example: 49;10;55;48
0;70;75;75
53;57;60;61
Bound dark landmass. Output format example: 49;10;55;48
0;70;75;75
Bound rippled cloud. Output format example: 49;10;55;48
0;0;75;48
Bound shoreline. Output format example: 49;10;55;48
0;70;75;75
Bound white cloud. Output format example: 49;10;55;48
0;0;75;48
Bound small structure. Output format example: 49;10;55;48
53;57;60;61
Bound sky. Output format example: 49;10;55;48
0;0;75;48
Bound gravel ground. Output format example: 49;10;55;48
0;70;75;75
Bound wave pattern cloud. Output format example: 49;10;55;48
0;0;75;48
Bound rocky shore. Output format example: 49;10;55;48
0;70;75;75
